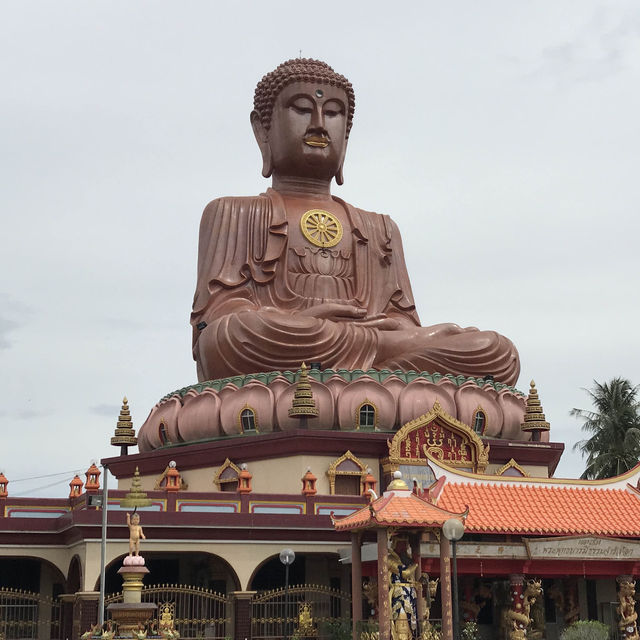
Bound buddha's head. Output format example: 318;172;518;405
251;59;355;185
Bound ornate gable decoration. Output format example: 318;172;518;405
387;401;489;473
213;458;241;489
496;458;530;477
327;450;368;494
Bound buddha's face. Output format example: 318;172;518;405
257;81;349;183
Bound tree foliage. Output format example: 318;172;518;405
572;378;640;479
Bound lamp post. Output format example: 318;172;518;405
442;518;465;640
98;463;109;626
279;548;295;640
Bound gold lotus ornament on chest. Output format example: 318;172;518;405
300;209;343;248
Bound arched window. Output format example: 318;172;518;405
357;402;376;430
158;420;169;445
472;409;486;436
239;407;258;432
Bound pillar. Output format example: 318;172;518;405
617;575;640;640
409;532;424;634
231;591;256;640
352;532;363;640
377;528;390;640
563;577;579;626
439;536;453;640
72;591;99;640
508;574;525;639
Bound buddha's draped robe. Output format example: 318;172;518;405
191;189;519;384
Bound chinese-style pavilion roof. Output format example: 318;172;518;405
439;482;640;537
333;484;466;532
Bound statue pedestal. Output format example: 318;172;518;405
107;556;157;634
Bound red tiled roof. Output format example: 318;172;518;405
439;482;640;536
334;491;465;531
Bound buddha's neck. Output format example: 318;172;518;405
272;175;333;199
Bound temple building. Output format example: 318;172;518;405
2;376;640;640
2;57;638;640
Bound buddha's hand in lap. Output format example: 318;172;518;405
297;304;400;329
297;302;367;321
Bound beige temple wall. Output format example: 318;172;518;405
81;539;347;592
0;544;78;585
122;453;381;495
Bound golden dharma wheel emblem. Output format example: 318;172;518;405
300;209;343;248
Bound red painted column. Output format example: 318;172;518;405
352;532;363;640
439;536;452;640
508;574;525;638
410;532;424;634
377;528;390;640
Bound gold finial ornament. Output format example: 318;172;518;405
521;380;550;440
111;396;138;455
289;363;320;423
300;209;343;248
120;467;153;508
387;470;409;491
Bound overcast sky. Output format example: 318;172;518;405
1;1;639;496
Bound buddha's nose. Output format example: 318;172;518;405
310;104;325;129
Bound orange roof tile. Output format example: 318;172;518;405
334;490;465;531
439;482;640;536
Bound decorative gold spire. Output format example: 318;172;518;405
288;363;319;426
386;470;409;492
521;380;550;441
120;467;152;508
111;396;138;455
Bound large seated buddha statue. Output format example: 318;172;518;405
191;59;520;386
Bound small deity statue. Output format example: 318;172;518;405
294;603;317;637
127;511;146;556
392;609;411;640
159;603;180;638
191;58;520;385
387;536;419;633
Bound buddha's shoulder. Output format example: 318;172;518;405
341;200;401;233
202;194;269;215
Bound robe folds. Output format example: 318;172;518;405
191;188;520;385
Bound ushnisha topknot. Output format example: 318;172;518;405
253;58;355;136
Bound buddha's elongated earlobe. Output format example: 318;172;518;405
335;138;348;185
250;110;272;178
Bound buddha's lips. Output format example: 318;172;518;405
304;135;330;148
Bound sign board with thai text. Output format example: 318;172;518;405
524;536;640;560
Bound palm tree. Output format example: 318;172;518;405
572;378;640;479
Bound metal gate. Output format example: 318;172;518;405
105;584;229;639
252;584;351;640
0;588;62;640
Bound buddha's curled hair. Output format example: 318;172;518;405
253;58;355;136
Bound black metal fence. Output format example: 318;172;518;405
0;588;62;640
